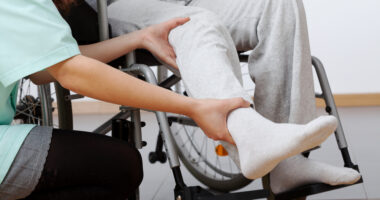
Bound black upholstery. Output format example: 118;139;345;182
63;0;101;45
63;1;126;67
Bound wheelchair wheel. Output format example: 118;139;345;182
169;115;252;192
14;78;73;130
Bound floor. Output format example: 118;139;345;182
71;106;380;200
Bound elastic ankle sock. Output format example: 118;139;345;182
270;154;361;194
226;108;337;179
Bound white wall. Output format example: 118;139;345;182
304;0;380;94
27;1;380;99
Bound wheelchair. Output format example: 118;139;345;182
14;0;363;199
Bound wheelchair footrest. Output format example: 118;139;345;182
174;186;269;200
274;178;363;200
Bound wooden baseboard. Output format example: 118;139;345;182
52;101;120;115
53;93;380;115
315;93;380;107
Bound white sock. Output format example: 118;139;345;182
270;154;361;194
226;107;337;180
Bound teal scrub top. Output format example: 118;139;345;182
0;0;80;184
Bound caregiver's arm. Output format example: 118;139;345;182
79;17;189;67
29;30;144;85
29;17;188;85
78;30;140;64
47;55;249;144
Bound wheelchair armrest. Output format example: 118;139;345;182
239;54;249;62
135;49;161;66
136;50;250;66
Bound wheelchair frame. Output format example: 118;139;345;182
81;1;363;199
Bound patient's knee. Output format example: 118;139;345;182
267;0;302;18
176;7;225;32
168;8;228;45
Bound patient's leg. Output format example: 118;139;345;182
191;0;316;123
166;9;338;179
191;0;360;190
108;0;340;180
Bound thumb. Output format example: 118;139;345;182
226;97;250;112
166;17;191;30
223;131;236;145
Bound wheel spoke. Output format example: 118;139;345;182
168;82;252;190
15;110;41;121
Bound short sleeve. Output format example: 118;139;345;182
0;0;80;87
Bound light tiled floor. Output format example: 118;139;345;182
72;106;380;200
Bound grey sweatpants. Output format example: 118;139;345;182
107;0;317;124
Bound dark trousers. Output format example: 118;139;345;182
23;129;143;200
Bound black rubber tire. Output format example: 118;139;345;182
170;117;252;192
178;148;252;192
15;81;73;131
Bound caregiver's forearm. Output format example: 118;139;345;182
30;31;142;85
79;30;142;63
47;55;196;116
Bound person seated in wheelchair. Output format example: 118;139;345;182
0;1;360;200
85;0;361;194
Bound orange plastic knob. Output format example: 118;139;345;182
215;144;229;156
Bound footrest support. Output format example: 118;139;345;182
174;186;269;200
275;177;363;200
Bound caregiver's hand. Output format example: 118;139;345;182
140;17;190;69
190;98;250;145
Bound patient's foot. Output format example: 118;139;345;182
270;155;361;194
227;108;337;179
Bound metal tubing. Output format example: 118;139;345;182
126;52;136;67
97;0;109;41
159;75;181;90
124;64;181;168
158;66;168;83
155;132;164;152
341;147;355;168
312;56;348;149
38;84;53;126
132;110;143;149
65;94;84;101
172;167;187;189
112;119;129;141
93;111;131;134
154;111;180;167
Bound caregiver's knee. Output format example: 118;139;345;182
112;144;143;198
